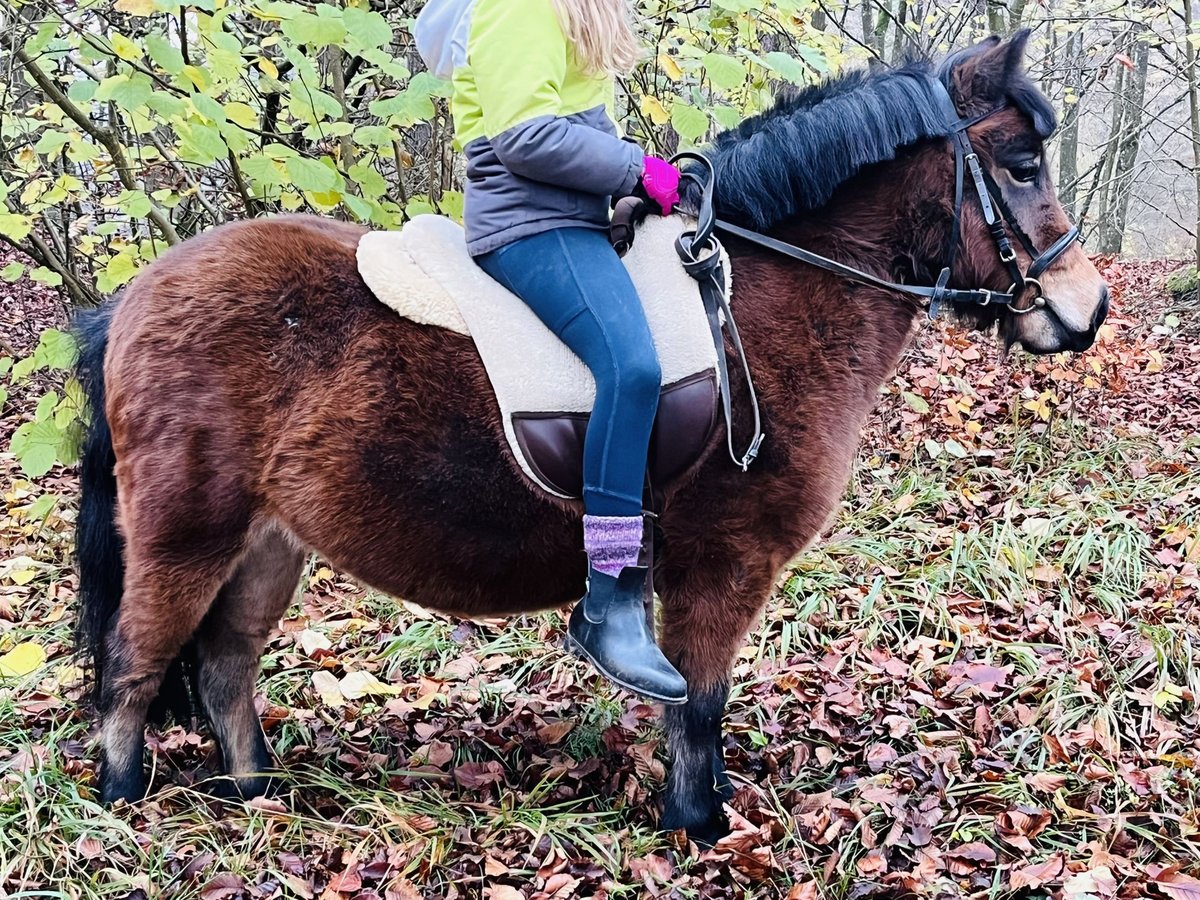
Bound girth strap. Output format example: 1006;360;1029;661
674;152;765;472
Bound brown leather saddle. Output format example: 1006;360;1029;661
512;369;720;501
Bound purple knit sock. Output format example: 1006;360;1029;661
583;515;644;577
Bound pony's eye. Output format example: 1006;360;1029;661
1008;161;1040;184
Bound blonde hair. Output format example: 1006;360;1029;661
551;0;641;76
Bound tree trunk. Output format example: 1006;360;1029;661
1184;0;1200;268
891;0;908;64
1097;37;1150;254
1058;31;1083;218
1082;62;1126;236
1007;0;1029;32
861;1;880;68
873;1;891;63
986;0;1006;35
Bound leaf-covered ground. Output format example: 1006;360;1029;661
1;255;1198;898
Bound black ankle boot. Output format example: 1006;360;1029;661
567;564;688;705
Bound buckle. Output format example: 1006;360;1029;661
999;245;1017;263
976;289;992;306
1005;277;1046;314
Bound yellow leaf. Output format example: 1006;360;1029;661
339;670;403;700
257;56;279;80
311;670;343;707
115;0;158;14
224;101;259;129
110;34;144;62
659;54;683;81
640;95;670;126
183;65;209;91
2;556;39;586
0;642;47;679
306;189;343;210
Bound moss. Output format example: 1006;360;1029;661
1166;266;1199;301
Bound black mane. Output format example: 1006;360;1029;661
691;52;1056;230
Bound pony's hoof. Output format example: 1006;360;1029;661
662;808;729;848
683;819;729;849
205;772;279;801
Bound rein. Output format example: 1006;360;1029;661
641;83;1082;474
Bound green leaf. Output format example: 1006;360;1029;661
94;72;154;110
405;197;436;219
11;420;61;477
239;155;286;189
343;6;393;50
0;213;32;241
98;253;140;292
66;141;103;164
114;189;154;219
342;193;373;221
30;267;63;287
35;391;59;422
286;156;340;192
902;391;930;414
354;125;395;149
191;92;227;125
23;493;58;521
763;52;808;85
11;357;36;382
795;44;829;74
1;261;25;282
145;33;186;75
174;121;229;164
437;190;464;221
34;129;73;156
34;330;77;370
348;163;387;200
281;9;347;48
702;53;745;91
711;105;742;131
369;89;435;127
671;103;709;142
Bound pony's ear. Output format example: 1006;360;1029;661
948;29;1032;113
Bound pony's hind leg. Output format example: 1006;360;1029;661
194;525;304;798
101;557;235;804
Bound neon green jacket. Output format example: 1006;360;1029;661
415;0;645;254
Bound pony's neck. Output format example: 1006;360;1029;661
773;144;950;288
731;145;949;394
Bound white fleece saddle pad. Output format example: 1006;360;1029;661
357;214;731;496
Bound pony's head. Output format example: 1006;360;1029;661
935;32;1109;353
696;32;1109;355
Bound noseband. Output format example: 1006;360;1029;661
938;93;1080;317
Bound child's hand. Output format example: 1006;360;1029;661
640;156;681;216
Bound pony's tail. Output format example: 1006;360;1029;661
74;301;124;708
74;300;194;721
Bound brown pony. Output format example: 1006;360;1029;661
74;34;1108;843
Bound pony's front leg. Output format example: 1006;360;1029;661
656;555;776;845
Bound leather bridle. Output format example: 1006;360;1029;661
674;82;1081;322
664;83;1082;472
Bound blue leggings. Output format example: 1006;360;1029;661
477;227;660;517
